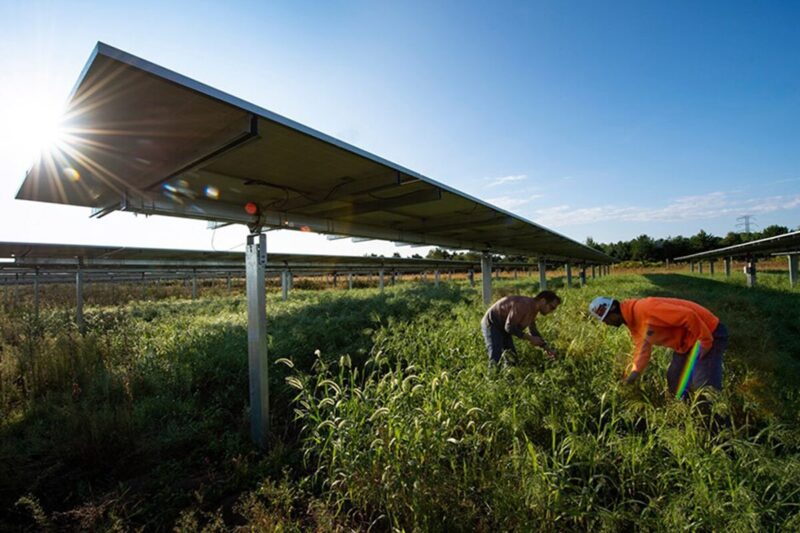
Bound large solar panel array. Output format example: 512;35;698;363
16;43;610;264
0;241;543;272
674;230;800;261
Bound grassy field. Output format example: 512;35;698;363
1;271;799;531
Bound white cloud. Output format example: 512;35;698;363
486;174;527;187
487;194;542;211
532;192;800;227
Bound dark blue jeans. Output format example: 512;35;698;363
667;322;728;398
481;315;516;365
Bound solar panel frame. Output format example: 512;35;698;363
16;42;610;264
674;230;800;261
0;241;547;272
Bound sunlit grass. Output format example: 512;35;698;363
1;274;798;530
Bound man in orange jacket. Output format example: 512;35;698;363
589;296;728;396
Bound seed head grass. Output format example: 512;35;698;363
0;273;798;530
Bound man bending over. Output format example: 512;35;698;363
588;296;728;398
481;291;561;367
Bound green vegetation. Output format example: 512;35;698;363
1;272;799;530
424;225;798;264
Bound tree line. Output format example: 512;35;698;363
420;224;795;263
584;225;795;262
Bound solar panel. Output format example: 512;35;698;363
16;43;609;264
674;230;800;261
0;241;541;272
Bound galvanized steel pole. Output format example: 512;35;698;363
246;232;269;449
33;267;39;319
538;258;547;290
745;257;757;288
76;263;84;333
481;253;492;306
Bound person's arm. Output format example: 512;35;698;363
629;329;653;377
528;323;557;358
524;323;544;344
625;370;640;384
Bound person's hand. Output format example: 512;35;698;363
544;346;557;360
623;371;640;385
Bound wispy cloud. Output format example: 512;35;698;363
532;192;800;227
487;194;542;211
486;174;527;187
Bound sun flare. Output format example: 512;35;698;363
2;91;67;164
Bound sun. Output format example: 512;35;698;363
2;90;67;165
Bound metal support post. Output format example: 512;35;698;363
281;269;289;301
538;258;547;290
745;257;757;288
591;266;596;279
565;263;572;288
468;269;475;287
348;272;354;290
579;266;587;287
435;270;440;287
710;260;715;276
379;269;385;293
246;232;269;449
513;270;518;280
76;263;84;333
690;261;695;273
699;262;704;274
391;271;397;286
789;255;798;288
33;267;39;318
724;257;731;277
192;268;198;300
481;253;492;306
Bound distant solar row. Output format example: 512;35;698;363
0;241;545;272
674;230;800;262
674;230;800;288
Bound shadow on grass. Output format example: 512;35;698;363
0;282;472;530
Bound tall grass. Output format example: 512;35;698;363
1;275;799;530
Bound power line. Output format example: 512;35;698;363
736;215;758;234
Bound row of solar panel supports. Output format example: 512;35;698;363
688;254;799;289
0;243;611;449
247;233;613;447
1;255;613;331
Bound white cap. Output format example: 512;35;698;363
588;296;614;321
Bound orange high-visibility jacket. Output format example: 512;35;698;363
620;297;720;373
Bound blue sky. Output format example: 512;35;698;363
0;1;798;255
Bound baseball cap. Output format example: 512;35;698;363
588;296;614;321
